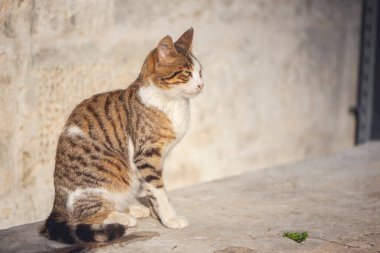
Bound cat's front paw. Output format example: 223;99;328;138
162;216;189;229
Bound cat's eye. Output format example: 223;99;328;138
199;70;202;78
182;71;191;77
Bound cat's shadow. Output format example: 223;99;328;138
136;196;149;207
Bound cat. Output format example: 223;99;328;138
40;28;204;244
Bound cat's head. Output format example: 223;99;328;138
141;28;204;99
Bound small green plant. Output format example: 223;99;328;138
283;231;308;243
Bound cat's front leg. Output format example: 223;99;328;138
144;183;188;229
134;151;188;229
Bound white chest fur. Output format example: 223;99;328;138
138;85;190;142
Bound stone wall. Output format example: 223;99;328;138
0;0;361;229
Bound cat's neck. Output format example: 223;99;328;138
137;83;190;139
138;82;189;106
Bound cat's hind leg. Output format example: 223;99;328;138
103;211;137;227
69;189;137;227
65;190;132;243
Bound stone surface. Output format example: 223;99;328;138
0;142;379;253
0;0;361;228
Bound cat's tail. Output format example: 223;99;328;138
40;211;126;244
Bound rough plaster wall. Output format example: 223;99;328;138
0;0;361;229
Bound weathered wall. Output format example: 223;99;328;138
0;0;361;229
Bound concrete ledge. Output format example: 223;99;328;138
1;142;380;253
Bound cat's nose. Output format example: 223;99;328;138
197;83;204;90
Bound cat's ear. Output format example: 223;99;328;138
175;27;194;52
157;35;178;62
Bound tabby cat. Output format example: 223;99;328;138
41;28;204;244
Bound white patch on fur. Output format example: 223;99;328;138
66;125;85;137
138;85;190;144
128;137;138;173
127;136;142;193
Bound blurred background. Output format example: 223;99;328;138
0;0;366;229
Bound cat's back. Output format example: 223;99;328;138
67;88;127;125
66;86;135;135
57;88;133;164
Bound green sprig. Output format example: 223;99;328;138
283;231;308;243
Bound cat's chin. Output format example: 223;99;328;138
182;90;202;99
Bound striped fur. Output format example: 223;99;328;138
41;28;204;244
